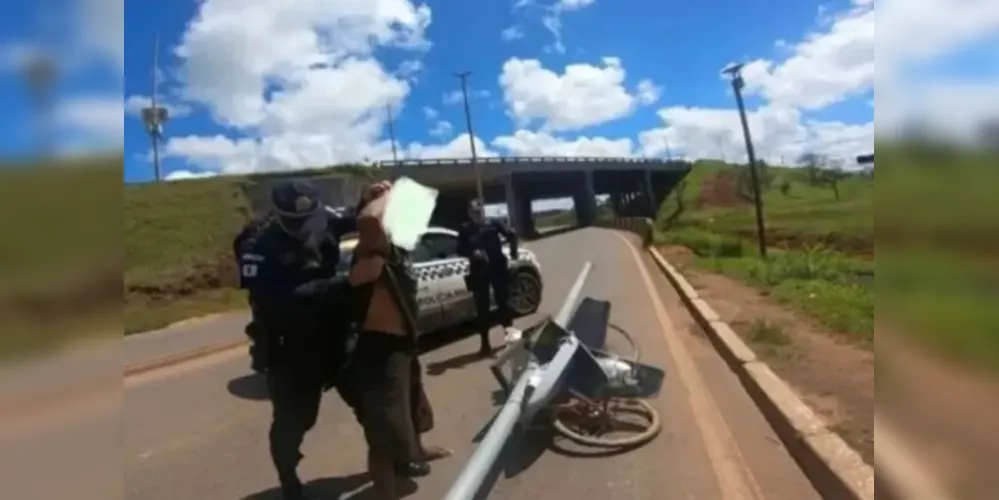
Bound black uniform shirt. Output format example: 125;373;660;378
237;213;356;370
457;218;519;273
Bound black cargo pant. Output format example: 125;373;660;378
267;344;357;499
470;264;512;347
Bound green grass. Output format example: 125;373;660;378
123;165;387;335
124;288;249;335
656;157;876;345
657;143;999;372
125;176;252;291
0;156;123;360
697;247;875;346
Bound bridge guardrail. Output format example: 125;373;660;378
379;157;682;168
597;217;654;247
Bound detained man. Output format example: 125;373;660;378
345;180;453;500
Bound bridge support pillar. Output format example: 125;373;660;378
574;170;598;226
517;191;536;237
503;175;525;236
643;169;657;218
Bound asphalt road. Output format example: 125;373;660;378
119;228;822;500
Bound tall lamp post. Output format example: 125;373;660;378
386;103;400;164
455;71;484;202
723;62;768;258
141;33;169;182
23;54;58;159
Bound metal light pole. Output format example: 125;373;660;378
23;54;57;159
723;63;768;258
455;71;484;202
386;103;399;164
141;33;169;182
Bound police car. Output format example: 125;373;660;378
337;227;544;334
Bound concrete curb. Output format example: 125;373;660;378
647;246;877;500
597;217;654;247
123;338;249;378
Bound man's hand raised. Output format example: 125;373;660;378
360;180;392;204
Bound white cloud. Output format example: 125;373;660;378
422;106;439;120
404;133;497;159
637;105;873;166
395;59;424;81
82;0;125;73
883;0;999;65
502;25;525;41
57;96;124;146
877;78;999;143
175;0;430;129
166;0;432;173
499;57;656;131
165;170;219;181
557;0;595;10
492;130;634;157
429;121;454;138
540;0;596;54
163;132;397;175
635;79;662;105
739;0;874;110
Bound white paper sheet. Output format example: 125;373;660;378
382;177;439;251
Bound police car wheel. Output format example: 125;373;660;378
508;270;541;316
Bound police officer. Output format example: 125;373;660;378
238;179;362;500
233;215;273;373
457;199;523;356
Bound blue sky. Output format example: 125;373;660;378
114;0;885;185
1;0;996;190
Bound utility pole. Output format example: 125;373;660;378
23;54;57;159
662;138;674;161
455;71;484;202
723;62;768;258
386;103;399;164
141;32;169;182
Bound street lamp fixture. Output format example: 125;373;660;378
455;70;485;203
141;105;169;181
723;62;768;258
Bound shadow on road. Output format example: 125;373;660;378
241;472;419;499
464;424;551;499
425;350;494;376
227;372;270;401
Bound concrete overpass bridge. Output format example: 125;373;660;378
245;157;692;236
380;157;692;235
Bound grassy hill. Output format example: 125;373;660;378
124;166;386;334
654;144;999;372
0;155;123;359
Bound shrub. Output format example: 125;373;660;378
659;227;746;258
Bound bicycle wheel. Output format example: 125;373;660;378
552;396;661;449
602;323;640;363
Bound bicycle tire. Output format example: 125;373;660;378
553;398;661;449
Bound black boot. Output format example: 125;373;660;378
479;332;493;357
394;461;431;478
278;469;311;500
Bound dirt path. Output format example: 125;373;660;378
658;243;999;498
657;245;875;465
